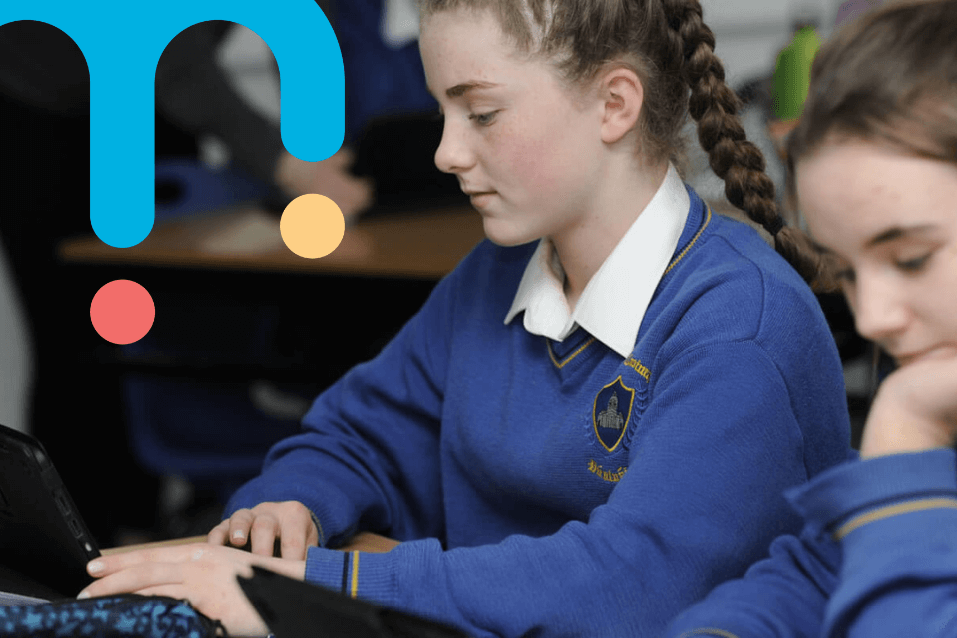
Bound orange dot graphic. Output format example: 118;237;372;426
280;194;345;259
90;280;155;345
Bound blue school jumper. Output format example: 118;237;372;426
225;187;851;638
667;448;957;638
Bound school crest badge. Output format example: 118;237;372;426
592;376;634;452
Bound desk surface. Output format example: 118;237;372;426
59;205;486;280
102;532;399;556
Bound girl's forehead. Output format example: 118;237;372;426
420;8;505;47
420;7;540;65
798;141;957;245
799;142;911;207
420;10;551;91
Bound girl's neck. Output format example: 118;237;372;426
554;160;670;310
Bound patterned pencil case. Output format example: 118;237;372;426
0;594;228;637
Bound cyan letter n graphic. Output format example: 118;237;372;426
1;1;344;248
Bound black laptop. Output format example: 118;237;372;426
238;565;471;638
0;422;100;600
0;420;471;637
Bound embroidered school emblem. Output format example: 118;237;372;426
592;376;635;452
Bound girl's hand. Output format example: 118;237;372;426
79;544;306;638
207;501;320;560
273;148;374;223
860;347;957;459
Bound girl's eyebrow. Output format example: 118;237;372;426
445;80;501;98
426;80;501;99
810;224;939;256
864;224;938;248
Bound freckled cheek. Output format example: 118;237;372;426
494;125;567;193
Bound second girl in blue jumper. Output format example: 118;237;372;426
667;1;957;636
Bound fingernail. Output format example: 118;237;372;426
87;561;104;574
77;591;90;600
233;530;245;541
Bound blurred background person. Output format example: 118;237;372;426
0;14;371;547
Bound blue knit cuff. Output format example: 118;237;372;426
823;487;957;636
305;509;327;548
785;448;957;536
304;546;349;590
304;546;398;608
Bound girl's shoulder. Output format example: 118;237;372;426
681;207;814;298
655;206;829;348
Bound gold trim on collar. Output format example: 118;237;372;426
663;203;712;277
547;337;597;369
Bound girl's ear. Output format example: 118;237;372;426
598;66;644;144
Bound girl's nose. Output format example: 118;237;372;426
434;120;473;175
850;272;911;345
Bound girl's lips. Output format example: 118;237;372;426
895;345;957;367
895;351;924;367
468;192;496;208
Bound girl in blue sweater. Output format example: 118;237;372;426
667;0;957;635
78;1;850;635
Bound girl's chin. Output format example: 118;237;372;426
481;218;538;248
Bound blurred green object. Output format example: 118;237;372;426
772;25;822;121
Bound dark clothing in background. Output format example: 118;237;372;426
0;2;449;544
152;22;285;185
0;20;284;182
337;0;464;211
0;20;282;545
335;0;436;144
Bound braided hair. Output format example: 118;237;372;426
660;0;825;288
418;0;827;288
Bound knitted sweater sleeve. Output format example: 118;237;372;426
296;340;828;638
794;448;957;638
664;520;838;638
666;449;957;638
224;261;459;547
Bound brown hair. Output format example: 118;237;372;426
785;0;957;287
418;0;822;286
788;0;957;167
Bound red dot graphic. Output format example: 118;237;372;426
90;280;155;344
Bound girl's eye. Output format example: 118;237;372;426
835;268;856;284
822;253;854;286
469;111;499;126
895;253;931;273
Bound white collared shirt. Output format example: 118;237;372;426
504;163;690;359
